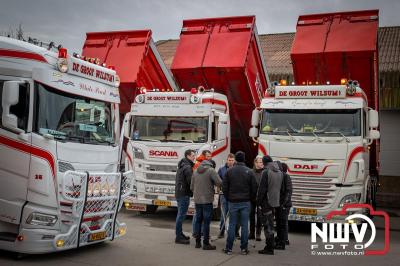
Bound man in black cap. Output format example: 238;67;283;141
257;155;284;255
222;151;257;255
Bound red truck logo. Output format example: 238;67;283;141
294;164;318;170
149;150;178;158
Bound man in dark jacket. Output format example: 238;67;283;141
222;151;257;255
257;155;284;255
276;162;292;246
175;149;196;244
191;160;222;250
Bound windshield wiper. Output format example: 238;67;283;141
167;139;194;143
65;135;86;143
134;138;161;142
324;132;350;143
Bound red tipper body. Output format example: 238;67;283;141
171;15;270;161
291;10;380;175
82;30;177;114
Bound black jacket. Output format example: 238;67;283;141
175;158;194;198
281;172;293;207
222;162;257;203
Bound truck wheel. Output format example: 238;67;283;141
366;176;378;215
142;205;158;214
212;206;221;221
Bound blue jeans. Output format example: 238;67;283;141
226;201;250;250
194;203;213;243
175;196;190;239
219;195;229;233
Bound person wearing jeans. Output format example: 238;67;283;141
217;153;235;238
175;149;196;244
226;201;251;253
176;195;190;242
222;151;257;255
191;160;222;250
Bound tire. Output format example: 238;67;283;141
366;176;378;216
212;206;221;221
141;205;158;214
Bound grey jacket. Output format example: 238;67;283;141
256;162;283;209
191;160;222;204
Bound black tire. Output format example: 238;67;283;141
212;206;221;221
366;176;378;217
141;205;158;214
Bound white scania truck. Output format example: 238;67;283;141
123;89;229;214
0;36;132;254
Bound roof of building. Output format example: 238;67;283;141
156;26;400;75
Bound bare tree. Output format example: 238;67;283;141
0;23;24;40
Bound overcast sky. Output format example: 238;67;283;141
1;0;399;52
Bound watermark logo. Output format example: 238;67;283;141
311;204;390;256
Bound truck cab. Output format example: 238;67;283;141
0;36;132;254
250;82;379;222
123;89;229;213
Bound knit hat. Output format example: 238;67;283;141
235;151;245;163
262;155;273;165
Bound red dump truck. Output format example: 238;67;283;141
249;10;380;222
171;15;271;163
82;30;177;116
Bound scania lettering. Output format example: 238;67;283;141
0;36;132;254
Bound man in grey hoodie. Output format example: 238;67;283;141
256;155;284;255
191;160;222;250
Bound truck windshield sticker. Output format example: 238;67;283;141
79;124;97;132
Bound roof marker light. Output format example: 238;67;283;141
280;79;287;86
340;78;348;85
190;88;198;94
58;48;67;59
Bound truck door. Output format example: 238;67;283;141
0;79;31;226
211;112;229;167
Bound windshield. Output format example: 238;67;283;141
131;116;208;143
261;109;361;137
34;83;115;145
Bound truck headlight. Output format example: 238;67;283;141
101;183;109;196
338;193;361;208
109;183;117;195
93;183;101;197
27;212;58;226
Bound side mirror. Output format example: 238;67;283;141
249;127;259;138
2;81;24;133
123;113;131;139
369;129;380;140
368;109;379;128
251;109;260;127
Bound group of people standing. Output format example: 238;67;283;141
174;149;292;255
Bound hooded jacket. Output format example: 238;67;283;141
193;154;206;170
191;160;222;204
256;162;283;209
175;157;194;198
222;162;258;203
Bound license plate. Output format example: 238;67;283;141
153;199;171;206
89;231;106;242
126;203;147;211
295;208;317;215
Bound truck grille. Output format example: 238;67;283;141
291;175;337;209
146;164;177;172
146;172;175;181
